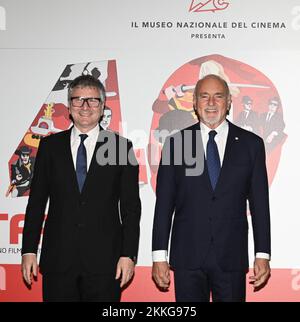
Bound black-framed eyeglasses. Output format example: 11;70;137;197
70;96;102;108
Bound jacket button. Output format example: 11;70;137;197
77;223;84;228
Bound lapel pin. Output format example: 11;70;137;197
235;137;239;141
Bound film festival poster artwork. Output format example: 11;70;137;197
148;54;287;191
6;55;287;198
7;60;148;198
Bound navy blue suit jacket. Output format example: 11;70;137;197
152;121;270;271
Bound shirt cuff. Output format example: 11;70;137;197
152;251;270;261
152;250;168;262
22;253;36;256
255;252;270;260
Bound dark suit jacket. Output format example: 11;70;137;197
152;121;270;272
22;127;141;274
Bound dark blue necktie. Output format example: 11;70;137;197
206;130;221;190
76;134;88;192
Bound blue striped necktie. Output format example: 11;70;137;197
206;130;221;190
76;134;88;192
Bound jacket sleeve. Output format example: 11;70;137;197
152;137;176;252
119;141;141;257
248;138;271;255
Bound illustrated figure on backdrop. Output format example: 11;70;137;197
235;95;259;135
8;146;35;197
260;97;285;152
100;106;112;130
52;62;106;91
21;75;141;302
152;74;271;302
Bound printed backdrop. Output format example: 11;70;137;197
0;0;300;301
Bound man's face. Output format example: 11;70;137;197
21;154;29;164
69;86;103;132
193;77;231;129
268;100;279;113
101;109;112;129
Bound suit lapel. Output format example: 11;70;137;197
214;121;239;194
58;127;81;196
194;122;214;193
80;126;106;195
81;142;101;195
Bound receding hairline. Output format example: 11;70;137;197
194;74;230;97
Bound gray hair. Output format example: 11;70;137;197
68;74;106;104
194;74;230;98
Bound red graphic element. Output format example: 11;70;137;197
0;265;299;301
9;214;24;244
189;0;230;13
0;266;6;291
0;213;45;245
0;213;9;221
148;54;287;193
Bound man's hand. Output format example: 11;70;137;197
152;261;170;290
21;254;38;285
249;258;271;290
115;257;135;288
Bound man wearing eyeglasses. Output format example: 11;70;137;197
260;97;285;153
21;75;141;302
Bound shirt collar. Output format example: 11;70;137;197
71;124;100;141
200;119;228;137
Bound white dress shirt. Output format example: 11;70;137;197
70;124;100;171
153;120;270;262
